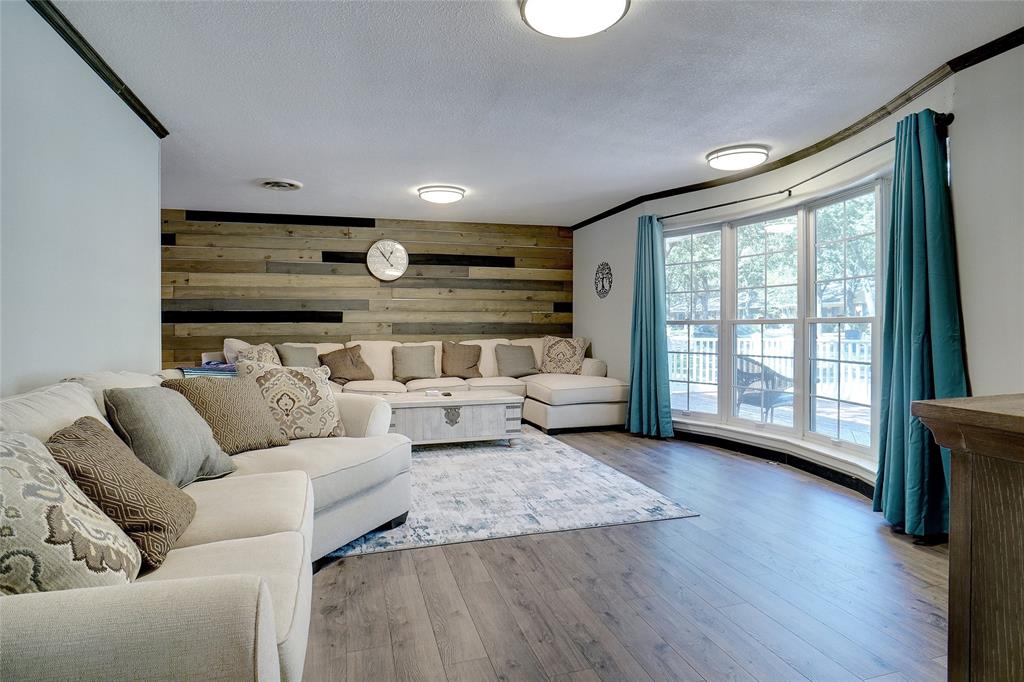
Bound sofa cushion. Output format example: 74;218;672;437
175;471;313;550
274;344;320;368
161;377;289;455
441;341;482;379
0;431;142;593
392;345;438;383
342;379;407;395
45;417;196;569
460;339;510;378
137;530;310;678
521;374;629;406
465;377;527;396
405;377;469;392
104;386;235;487
231;434;411;513
346;340;400;380
0;382;109;442
494;344;539;378
63;371;164;415
540;336;588;375
236;362;344;440
319;346;374;385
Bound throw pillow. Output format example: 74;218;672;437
495;344;539;378
222;337;251;365
0;431;141;594
45;417;196;569
393;345;438;383
540;336;588;374
236;343;281;366
161;377;289;454
441;341;482;379
319;346;374;385
235;361;344;440
274;344;320;368
104;386;235;487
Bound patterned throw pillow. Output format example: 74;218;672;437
161;377;289;454
236;342;282;366
236;361;345;440
0;431;141;594
44;417;196;569
540;336;588;374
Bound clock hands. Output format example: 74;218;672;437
376;245;394;266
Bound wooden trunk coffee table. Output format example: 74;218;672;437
384;390;524;446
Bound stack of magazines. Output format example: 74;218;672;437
179;361;237;378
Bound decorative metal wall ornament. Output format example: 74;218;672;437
443;407;462;427
594;262;613;298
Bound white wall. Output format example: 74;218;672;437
949;45;1024;396
1;2;161;396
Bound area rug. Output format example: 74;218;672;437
328;426;697;558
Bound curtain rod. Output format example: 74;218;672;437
657;112;954;222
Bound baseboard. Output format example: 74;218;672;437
674;430;876;500
524;419;626;436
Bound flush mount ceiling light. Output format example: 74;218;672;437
520;0;630;38
417;185;466;204
258;178;303;191
705;145;770;171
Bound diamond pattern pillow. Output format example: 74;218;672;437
44;417;196;569
0;431;141;594
540;336;588;374
236;360;344;440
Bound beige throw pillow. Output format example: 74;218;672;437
0;431;142;594
540;336;588;374
495;344;539;378
236;361;344;440
161;377;289;454
393;345;438;383
319;346;374;385
441;341;482;379
235;343;281;365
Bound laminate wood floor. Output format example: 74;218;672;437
304;431;949;682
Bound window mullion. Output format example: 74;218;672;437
720;223;736;423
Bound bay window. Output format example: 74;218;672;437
664;181;883;465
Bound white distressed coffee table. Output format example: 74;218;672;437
384;390;524;446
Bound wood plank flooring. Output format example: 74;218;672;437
304;431;949;682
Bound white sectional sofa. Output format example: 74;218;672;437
0;377;411;682
216;337;629;433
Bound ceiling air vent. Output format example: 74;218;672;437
258;178;304;191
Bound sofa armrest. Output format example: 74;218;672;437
581;358;608;377
335;393;392;437
0;575;280;682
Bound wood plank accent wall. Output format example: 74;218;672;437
161;210;573;367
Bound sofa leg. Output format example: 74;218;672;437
374;512;408;532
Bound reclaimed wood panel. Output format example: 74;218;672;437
162;210;572;364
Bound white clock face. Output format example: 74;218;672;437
366;239;409;281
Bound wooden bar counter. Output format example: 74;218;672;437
913;394;1024;682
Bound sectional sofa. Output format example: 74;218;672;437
0;374;411;682
217;337;629;433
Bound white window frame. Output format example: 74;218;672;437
663;178;888;469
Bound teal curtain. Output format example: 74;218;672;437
873;109;967;537
626;215;674;438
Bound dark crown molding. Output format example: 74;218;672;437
28;0;169;139
571;26;1024;230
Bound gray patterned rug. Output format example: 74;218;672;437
328;426;697;558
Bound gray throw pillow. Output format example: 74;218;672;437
275;344;320;368
393;345;438;383
495;344;539;378
442;341;482;379
104;386;235;487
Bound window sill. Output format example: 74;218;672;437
672;417;876;485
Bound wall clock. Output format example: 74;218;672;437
595;262;613;298
366;239;409;281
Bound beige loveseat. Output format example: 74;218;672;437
0;376;412;682
219;337;629;433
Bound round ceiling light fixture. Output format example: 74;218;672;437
705;145;770;171
258;178;304;191
417;185;466;204
520;0;630;39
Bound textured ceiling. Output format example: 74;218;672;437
57;1;1023;225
